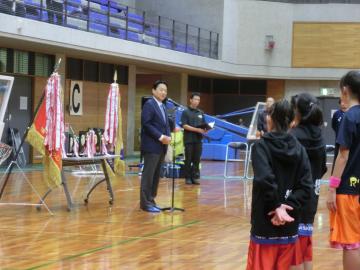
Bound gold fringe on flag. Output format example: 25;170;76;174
114;87;125;176
26;125;45;156
43;151;62;189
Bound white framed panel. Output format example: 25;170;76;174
0;75;14;138
247;102;265;140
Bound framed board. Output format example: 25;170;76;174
247;102;265;140
0;75;14;138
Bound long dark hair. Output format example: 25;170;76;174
268;99;294;132
295;93;323;126
340;70;360;103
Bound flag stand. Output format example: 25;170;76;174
0;59;62;215
0;160;53;215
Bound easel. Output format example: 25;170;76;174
0;59;63;216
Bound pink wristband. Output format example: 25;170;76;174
329;176;341;188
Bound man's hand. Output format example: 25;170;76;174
197;128;206;134
268;204;294;226
160;136;171;145
326;187;337;212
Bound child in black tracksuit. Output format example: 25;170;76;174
246;99;313;270
289;93;327;270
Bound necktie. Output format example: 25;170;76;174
160;104;166;122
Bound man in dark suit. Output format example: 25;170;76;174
140;80;171;213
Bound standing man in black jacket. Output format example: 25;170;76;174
180;92;206;185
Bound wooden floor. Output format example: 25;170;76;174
0;161;342;270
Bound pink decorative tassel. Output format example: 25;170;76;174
73;136;79;157
44;73;64;155
101;135;109;155
104;83;119;149
86;130;97;158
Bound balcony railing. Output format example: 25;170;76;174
259;0;359;3
0;0;219;59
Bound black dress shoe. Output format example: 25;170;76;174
149;200;163;210
192;179;200;185
185;178;193;185
141;206;160;213
153;205;164;210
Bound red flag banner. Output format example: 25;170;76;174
26;73;63;188
27;96;46;156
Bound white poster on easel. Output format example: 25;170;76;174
70;81;83;115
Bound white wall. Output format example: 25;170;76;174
135;0;224;35
222;1;294;67
221;1;360;76
284;80;340;99
118;0;136;8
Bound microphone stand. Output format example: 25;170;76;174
162;105;184;213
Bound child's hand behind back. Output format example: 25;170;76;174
268;204;294;226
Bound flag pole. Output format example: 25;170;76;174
113;69;117;83
0;59;62;198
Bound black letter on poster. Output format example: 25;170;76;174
72;83;80;113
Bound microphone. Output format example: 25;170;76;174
165;97;182;108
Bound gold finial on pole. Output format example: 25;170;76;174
113;70;118;83
54;58;62;73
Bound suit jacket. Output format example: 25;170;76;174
141;98;171;154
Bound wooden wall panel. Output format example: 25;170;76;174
64;81;99;132
292;23;360;68
267;79;285;101
134;86;152;151
135;75;161;151
64;80;128;152
196;93;213;115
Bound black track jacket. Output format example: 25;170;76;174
250;132;313;238
290;124;327;224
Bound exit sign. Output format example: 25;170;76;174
320;88;335;96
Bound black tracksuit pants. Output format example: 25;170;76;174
184;143;202;180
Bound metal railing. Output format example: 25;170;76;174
259;0;360;3
0;0;219;59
